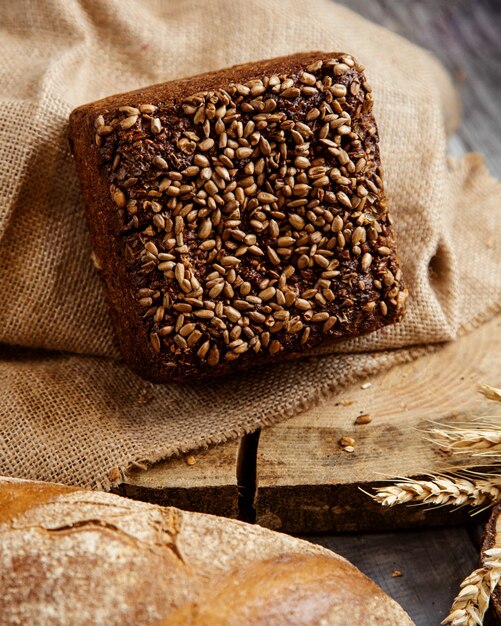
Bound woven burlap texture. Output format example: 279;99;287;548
1;0;500;489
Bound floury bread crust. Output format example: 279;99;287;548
69;52;407;383
0;477;414;625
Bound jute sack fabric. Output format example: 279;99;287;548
0;0;500;489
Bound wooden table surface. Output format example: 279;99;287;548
122;2;501;624
308;1;500;624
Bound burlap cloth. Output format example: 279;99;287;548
1;0;500;490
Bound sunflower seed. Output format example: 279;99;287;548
140;104;157;114
97;125;113;136
198;218;212;239
331;84;347;97
150;118;162;134
154;156;169;169
289;214;305;230
197;340;210;358
296;298;312;311
258;286;275;301
150;332;161;353
120;115;138;130
299;71;317;86
258;191;278;203
352;226;366;245
323;316;337;332
112;188;126;209
361;253;372;270
194;309;215;319
199;138;215;151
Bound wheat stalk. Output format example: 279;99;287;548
371;475;501;509
442;548;501;626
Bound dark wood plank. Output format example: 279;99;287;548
305;526;480;626
121;441;240;518
467;520;488;551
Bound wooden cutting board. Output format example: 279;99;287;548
122;314;501;533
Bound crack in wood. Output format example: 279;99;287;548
236;430;261;523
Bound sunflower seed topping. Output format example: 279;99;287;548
95;54;405;376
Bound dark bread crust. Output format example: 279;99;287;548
481;505;501;624
69;52;406;383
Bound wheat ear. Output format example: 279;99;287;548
442;548;501;626
371;475;501;509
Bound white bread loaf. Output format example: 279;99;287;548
0;477;414;625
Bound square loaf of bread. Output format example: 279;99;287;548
69;52;407;383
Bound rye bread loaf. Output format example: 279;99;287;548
0;477;414;625
69;52;406;383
